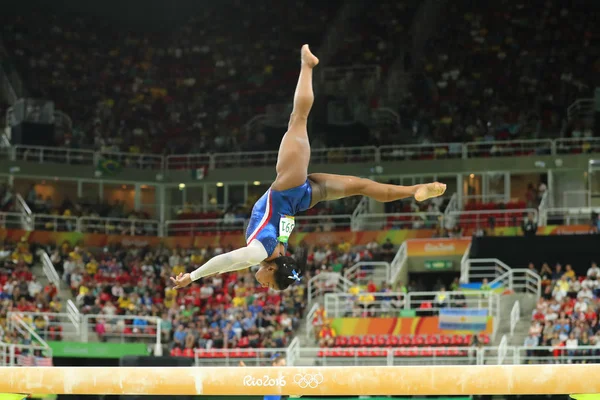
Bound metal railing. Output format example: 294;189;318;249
543;207;599;226
7;312;80;342
321;291;499;318
165;218;247;235
461;258;541;297
0;211;29;229
465;139;553;158
308;273;354;304
81;314;162;356
354;212;443;231
39;249;60;290
295;215;353;232
350;197;369;231
7;313;49;349
447;208;538;228
79;216;160;236
0;343;52;366
3;138;600;171
194;346;289;367
389;241;407;284
510;301;520;336
15;193;33;230
517;345;600;364
343;261;391;286
304;303;321;340
182;343;600;366
379;143;463;161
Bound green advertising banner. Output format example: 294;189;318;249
48;341;148;359
424;260;453;270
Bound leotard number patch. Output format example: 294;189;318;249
278;216;295;244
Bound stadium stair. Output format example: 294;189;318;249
492;292;537;347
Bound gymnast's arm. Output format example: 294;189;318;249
170;240;268;289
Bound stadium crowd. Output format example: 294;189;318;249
2;0;597;158
405;0;598;145
526;261;600;362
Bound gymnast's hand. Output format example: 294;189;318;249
170;272;192;289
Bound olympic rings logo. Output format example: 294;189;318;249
293;373;324;389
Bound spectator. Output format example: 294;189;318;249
318;321;336;347
522;213;538;237
523;333;539;362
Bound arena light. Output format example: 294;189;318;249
0;365;598;396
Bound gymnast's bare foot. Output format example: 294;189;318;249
301;44;319;68
414;182;447;202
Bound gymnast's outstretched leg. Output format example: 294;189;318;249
272;44;319;192
309;173;446;205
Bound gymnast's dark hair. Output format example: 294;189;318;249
273;256;304;291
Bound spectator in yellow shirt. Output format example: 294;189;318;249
190;252;204;266
563;264;576;281
118;295;132;310
86;259;98;276
232;295;247;308
164;287;177;308
172;264;186;276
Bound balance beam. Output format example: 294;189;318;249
1;365;597;396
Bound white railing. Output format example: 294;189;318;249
509;301;520;336
322;291;499;318
184;344;600;366
443;193;460;229
312;346;478;366
8;313;49;349
389;241;407;284
556;137;600;154
447;208;537;228
82;314;163;355
194;346;290;366
459;243;471;283
567;98;595;121
0;211;30;229
343;261;391;286
66;300;81;336
7;309;161;353
465;139;554;158
406;291;498;315
165;218;247;235
324;292;406;318
39;249;60;289
32;213;79;232
354;212;443;231
15;193;33;230
461;259;541;297
304;303;320;340
497;335;508;364
350;196;369;231
5;138;600;171
516;345;600;364
379;143;464;162
295;214;353;232
308;273;354;304
7;312;80;341
79;217;160;236
543;207;600;226
0;343;53;366
286;337;301;367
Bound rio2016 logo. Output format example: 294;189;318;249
243;375;287;387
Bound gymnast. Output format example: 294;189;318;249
171;45;446;291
